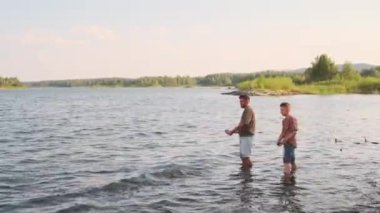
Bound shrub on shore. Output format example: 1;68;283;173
237;75;380;95
238;76;297;91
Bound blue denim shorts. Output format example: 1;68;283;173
283;144;295;164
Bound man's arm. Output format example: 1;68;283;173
226;120;244;136
226;108;252;136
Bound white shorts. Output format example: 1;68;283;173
239;136;253;158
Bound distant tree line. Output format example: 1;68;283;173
196;71;304;86
0;76;23;88
25;72;305;88
21;54;380;89
133;76;196;87
25;76;197;87
25;78;132;87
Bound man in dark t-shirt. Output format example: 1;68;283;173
225;94;256;169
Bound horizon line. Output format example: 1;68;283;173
20;62;379;82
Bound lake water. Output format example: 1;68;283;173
0;88;379;213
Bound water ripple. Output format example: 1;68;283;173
0;88;379;212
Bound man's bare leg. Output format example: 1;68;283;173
241;157;252;169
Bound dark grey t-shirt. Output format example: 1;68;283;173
239;106;255;136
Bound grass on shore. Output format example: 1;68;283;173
237;76;380;95
0;86;26;90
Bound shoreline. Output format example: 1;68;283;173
0;87;26;90
15;85;226;89
221;89;379;96
2;86;379;96
221;89;303;96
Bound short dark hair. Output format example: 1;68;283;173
239;94;250;100
280;102;290;107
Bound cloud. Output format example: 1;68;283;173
0;25;120;47
72;26;120;41
1;24;379;81
20;30;84;46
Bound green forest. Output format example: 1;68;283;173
237;55;380;94
5;54;380;94
24;72;303;88
0;77;23;88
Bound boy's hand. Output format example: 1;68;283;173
292;141;297;148
225;129;233;136
277;138;284;146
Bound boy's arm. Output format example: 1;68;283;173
277;132;284;144
277;121;285;145
281;130;297;143
277;130;286;145
277;120;289;146
281;118;298;144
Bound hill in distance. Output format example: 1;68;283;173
288;63;377;73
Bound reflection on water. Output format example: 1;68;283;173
282;173;297;185
236;168;303;213
278;175;302;212
238;169;254;205
0;88;379;212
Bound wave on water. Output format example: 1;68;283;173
102;163;204;193
101;174;167;194
5;89;380;212
153;131;167;135
2;164;205;212
56;204;107;213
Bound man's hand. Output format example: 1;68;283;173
225;129;233;136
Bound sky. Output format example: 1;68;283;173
0;0;379;81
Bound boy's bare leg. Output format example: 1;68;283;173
283;163;292;175
291;162;297;173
